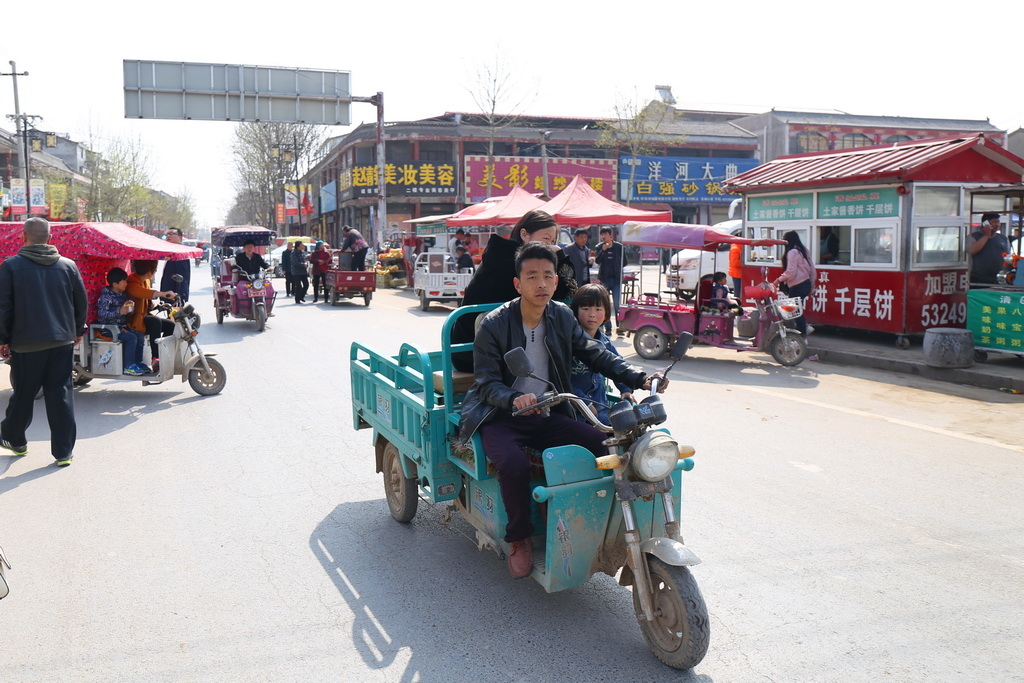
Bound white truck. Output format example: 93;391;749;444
413;252;474;311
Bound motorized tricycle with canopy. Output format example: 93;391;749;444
616;221;809;366
350;306;709;670
0;221;226;396
210;226;277;331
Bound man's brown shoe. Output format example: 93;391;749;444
507;538;533;579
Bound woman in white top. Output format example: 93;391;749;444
774;231;815;335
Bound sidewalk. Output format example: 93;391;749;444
806;326;1024;394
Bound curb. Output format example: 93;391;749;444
810;345;1024;394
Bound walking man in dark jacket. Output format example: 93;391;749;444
0;218;87;466
458;241;666;578
281;242;295;296
159;228;191;300
594;227;623;335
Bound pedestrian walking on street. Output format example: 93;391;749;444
0;218;88;467
281;242;295;296
308;241;332;302
291;241;309;303
159;228;191;300
594;226;623;336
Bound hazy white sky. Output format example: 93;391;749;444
4;0;1022;227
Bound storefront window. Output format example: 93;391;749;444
915;225;964;264
854;227;895;264
748;226;780;263
914;186;960;216
818;225;850;264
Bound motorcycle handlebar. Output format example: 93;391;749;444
512;392;614;433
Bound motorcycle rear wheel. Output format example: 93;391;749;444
187;357;226;396
382;441;418;523
633;558;710;670
768;332;808;366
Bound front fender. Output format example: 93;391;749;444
182;352;217;377
618;538;701;587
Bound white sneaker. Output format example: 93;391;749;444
806;324;816;335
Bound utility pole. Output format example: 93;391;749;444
1;61;30;217
351;92;385;249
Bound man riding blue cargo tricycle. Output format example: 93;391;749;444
350;241;709;670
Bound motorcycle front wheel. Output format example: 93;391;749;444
187;357;226;396
768;332;808;366
633;558;710;670
254;303;266;332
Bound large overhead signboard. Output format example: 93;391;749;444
123;60;351;125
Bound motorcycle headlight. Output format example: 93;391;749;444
252;279;265;290
629;431;680;482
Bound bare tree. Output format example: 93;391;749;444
597;95;678;205
230;122;326;227
467;53;533;198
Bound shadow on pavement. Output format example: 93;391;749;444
309;499;714;682
0;460;60;494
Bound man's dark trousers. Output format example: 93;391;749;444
2;344;76;459
480;411;607;543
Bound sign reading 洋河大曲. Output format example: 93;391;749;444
463;156;616;203
338;161;457;200
619;156;757;203
967;289;1024;353
748;193;814;221
817;187;900;219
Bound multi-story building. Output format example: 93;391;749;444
296;102;1007;247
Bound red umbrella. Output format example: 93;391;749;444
540;175;672;225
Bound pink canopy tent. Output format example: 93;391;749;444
446;186;546;227
620;221;786;250
0;221;201;322
539;175;672;225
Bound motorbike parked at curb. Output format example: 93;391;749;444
350;307;709;670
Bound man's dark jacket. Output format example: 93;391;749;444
458;298;647;441
451;234;578;373
595;240;623;283
235;252;270;277
0;248;87;350
160;259;191;300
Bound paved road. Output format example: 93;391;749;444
1;265;1022;681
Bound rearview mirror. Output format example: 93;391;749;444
668;332;693;360
504;348;533;377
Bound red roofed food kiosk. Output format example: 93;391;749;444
723;135;1024;347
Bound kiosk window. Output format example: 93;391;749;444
748;226;779;263
915;225;964;264
854;227;894;264
914;187;960;216
817;226;849;264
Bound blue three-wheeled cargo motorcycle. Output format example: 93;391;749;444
349;305;709;670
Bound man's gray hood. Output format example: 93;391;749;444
17;243;61;266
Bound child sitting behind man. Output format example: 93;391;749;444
96;267;149;375
710;271;742;313
569;284;634;424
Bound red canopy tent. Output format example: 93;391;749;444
539;175;672;225
446;186;546;227
0;221;201;322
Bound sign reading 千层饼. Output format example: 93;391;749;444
747;193;814;221
817;187;900;219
